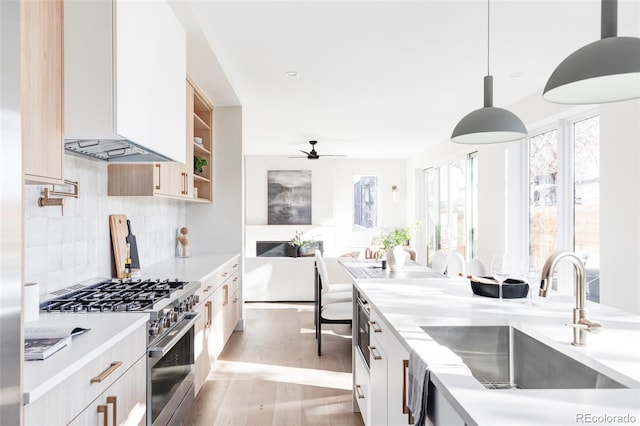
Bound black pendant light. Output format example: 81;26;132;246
451;0;527;144
543;0;640;104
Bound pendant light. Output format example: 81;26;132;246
451;0;527;144
543;0;640;104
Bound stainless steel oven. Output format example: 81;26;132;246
148;311;199;426
356;291;370;368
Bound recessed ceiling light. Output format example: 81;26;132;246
285;71;298;77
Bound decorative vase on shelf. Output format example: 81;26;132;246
176;227;191;258
385;246;406;271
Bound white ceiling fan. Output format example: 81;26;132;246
289;140;347;160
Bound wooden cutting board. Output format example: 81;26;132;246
109;214;129;278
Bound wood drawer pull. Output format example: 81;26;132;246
205;301;213;328
155;164;161;190
106;396;117;426
354;384;365;399
368;346;382;361
403;359;414;423
90;361;123;384
368;320;382;333
223;284;229;307
97;405;108;426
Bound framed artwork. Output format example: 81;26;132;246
268;170;312;225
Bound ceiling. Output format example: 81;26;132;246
178;0;640;159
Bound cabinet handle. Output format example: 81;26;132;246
182;172;188;195
354;384;365;399
221;272;228;278
155;164;161;190
203;285;213;292
233;277;238;283
205;301;212;328
106;396;117;426
368;320;382;333
402;359;414;423
368;346;382;361
90;361;122;384
232;263;238;268
97;405;109;426
223;284;229;307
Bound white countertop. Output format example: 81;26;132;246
353;277;640;426
139;252;240;283
23;312;148;404
24;252;240;405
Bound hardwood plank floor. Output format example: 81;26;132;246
185;302;364;426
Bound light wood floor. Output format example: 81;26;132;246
184;302;364;426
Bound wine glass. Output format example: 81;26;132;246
521;255;541;306
491;254;510;301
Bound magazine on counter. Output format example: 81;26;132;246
24;326;90;361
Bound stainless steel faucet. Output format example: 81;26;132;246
538;251;601;346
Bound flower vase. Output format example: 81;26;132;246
386;246;406;271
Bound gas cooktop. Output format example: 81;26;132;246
40;278;199;317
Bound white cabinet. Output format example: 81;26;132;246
24;324;147;425
64;0;186;162
354;350;370;422
193;255;242;396
354;308;413;426
68;356;146;426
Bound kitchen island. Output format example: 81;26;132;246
352;276;640;426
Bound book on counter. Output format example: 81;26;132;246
24;326;90;361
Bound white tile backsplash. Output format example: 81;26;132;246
24;155;186;294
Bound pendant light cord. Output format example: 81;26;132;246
487;0;490;76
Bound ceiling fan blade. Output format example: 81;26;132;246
320;154;347;157
299;150;311;155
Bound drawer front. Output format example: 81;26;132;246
354;349;370;424
369;309;387;349
195;273;218;309
24;325;146;426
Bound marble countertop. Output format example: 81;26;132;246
353;277;640;426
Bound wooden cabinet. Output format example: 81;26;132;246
188;78;214;202
107;79;214;202
108;162;189;198
24;324;147;425
21;0;64;185
64;0;186;162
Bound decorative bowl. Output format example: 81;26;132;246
470;277;529;299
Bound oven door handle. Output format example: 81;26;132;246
148;312;200;359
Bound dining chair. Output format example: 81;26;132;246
466;257;488;276
431;250;448;274
446;252;465;277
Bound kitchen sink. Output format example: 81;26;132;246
420;325;628;390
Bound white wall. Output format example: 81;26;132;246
245;156;409;256
599;99;640;313
186;107;244;255
24;155;185;295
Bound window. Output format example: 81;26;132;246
353;175;378;229
424;153;477;265
526;114;600;301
